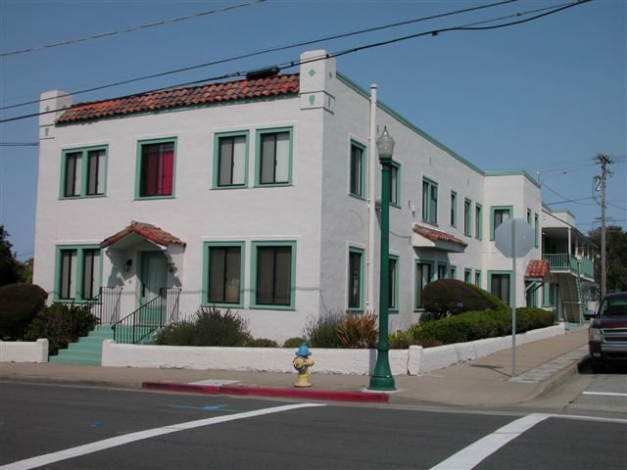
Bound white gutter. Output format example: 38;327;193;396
367;84;377;310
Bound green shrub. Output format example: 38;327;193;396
0;283;48;340
282;337;306;348
515;307;555;333
388;330;415;349
155;307;251;346
23;302;99;355
247;338;279;348
336;311;378;348
304;310;344;348
421;279;506;319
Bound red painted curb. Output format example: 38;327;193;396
141;381;389;404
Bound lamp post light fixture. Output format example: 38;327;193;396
369;126;396;391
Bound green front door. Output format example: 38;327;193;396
139;251;168;324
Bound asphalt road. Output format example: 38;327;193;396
1;383;625;470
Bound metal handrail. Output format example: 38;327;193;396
84;286;123;325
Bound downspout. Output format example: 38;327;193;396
367;84;377;311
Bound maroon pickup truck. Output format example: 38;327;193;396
588;291;627;373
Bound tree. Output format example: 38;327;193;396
589;225;627;292
0;225;21;287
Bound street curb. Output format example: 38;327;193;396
534;350;590;398
141;381;390;404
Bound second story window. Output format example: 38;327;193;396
491;206;512;239
216;133;247;188
138;139;175;198
422;178;438;224
450;191;457;227
349;141;365;198
464;199;472;236
61;146;107;198
257;128;292;186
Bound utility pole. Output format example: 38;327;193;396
594;154;613;297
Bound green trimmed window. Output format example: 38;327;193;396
464;268;472;283
415;261;433;309
203;242;244;306
475;203;483;239
214;132;248;188
437;263;447;280
252;241;296;308
475;270;482;288
389;255;399;310
390;162;400;206
527;208;532;225
348;247;364;310
61;146;107;198
490;206;513;240
464;199;472;236
56;245;101;301
422;178;438;224
450;191;457;227
534;213;539;248
349;141;366;198
137;138;176;198
256;128;292;186
490;272;511;305
450;265;457;279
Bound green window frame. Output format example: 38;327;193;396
255;127;293;186
464;268;472;283
54;245;101;301
464;198;472;236
414;260;434;310
437;262;447;280
349;140;366;199
348;246;365;311
450;191;457;227
475;203;483;239
489;271;512;305
475;270;482;288
490;205;513;240
202;242;245;307
422;178;438;224
135;137;177;199
60;145;108;199
534;213;539;248
450;265;457;279
389;254;399;311
390;161;401;207
251;241;296;309
213;131;249;189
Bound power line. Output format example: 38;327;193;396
0;0;266;58
0;0;518;112
0;0;591;125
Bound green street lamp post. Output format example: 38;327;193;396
369;126;396;391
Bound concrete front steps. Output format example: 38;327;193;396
50;326;114;365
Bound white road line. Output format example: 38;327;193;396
429;413;551;470
1;403;324;470
582;391;627;398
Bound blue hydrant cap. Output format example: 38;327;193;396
296;343;310;357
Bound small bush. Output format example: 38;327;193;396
388;330;415;349
283;337;306;348
0;283;48;340
336;311;378;348
422;279;506;319
23;302;99;355
155;307;251;346
304;310;344;348
247;338;279;348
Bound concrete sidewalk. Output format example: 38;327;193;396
0;326;590;408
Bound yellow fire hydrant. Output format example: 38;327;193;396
293;343;314;388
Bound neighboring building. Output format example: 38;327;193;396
33;50;596;343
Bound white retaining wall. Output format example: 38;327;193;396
101;324;566;375
0;339;49;363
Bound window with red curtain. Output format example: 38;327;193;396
140;142;174;197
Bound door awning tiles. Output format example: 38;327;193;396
411;223;467;253
100;221;186;250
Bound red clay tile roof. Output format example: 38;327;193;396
412;223;468;247
57;73;300;124
100;221;185;248
525;259;550;280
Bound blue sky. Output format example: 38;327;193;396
1;0;625;261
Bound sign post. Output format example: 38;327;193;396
495;218;535;377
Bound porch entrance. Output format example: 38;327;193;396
139;251;168;323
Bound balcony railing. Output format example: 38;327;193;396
542;254;594;278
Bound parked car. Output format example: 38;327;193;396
588;291;627;373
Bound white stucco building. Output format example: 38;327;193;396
33;50;595;343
